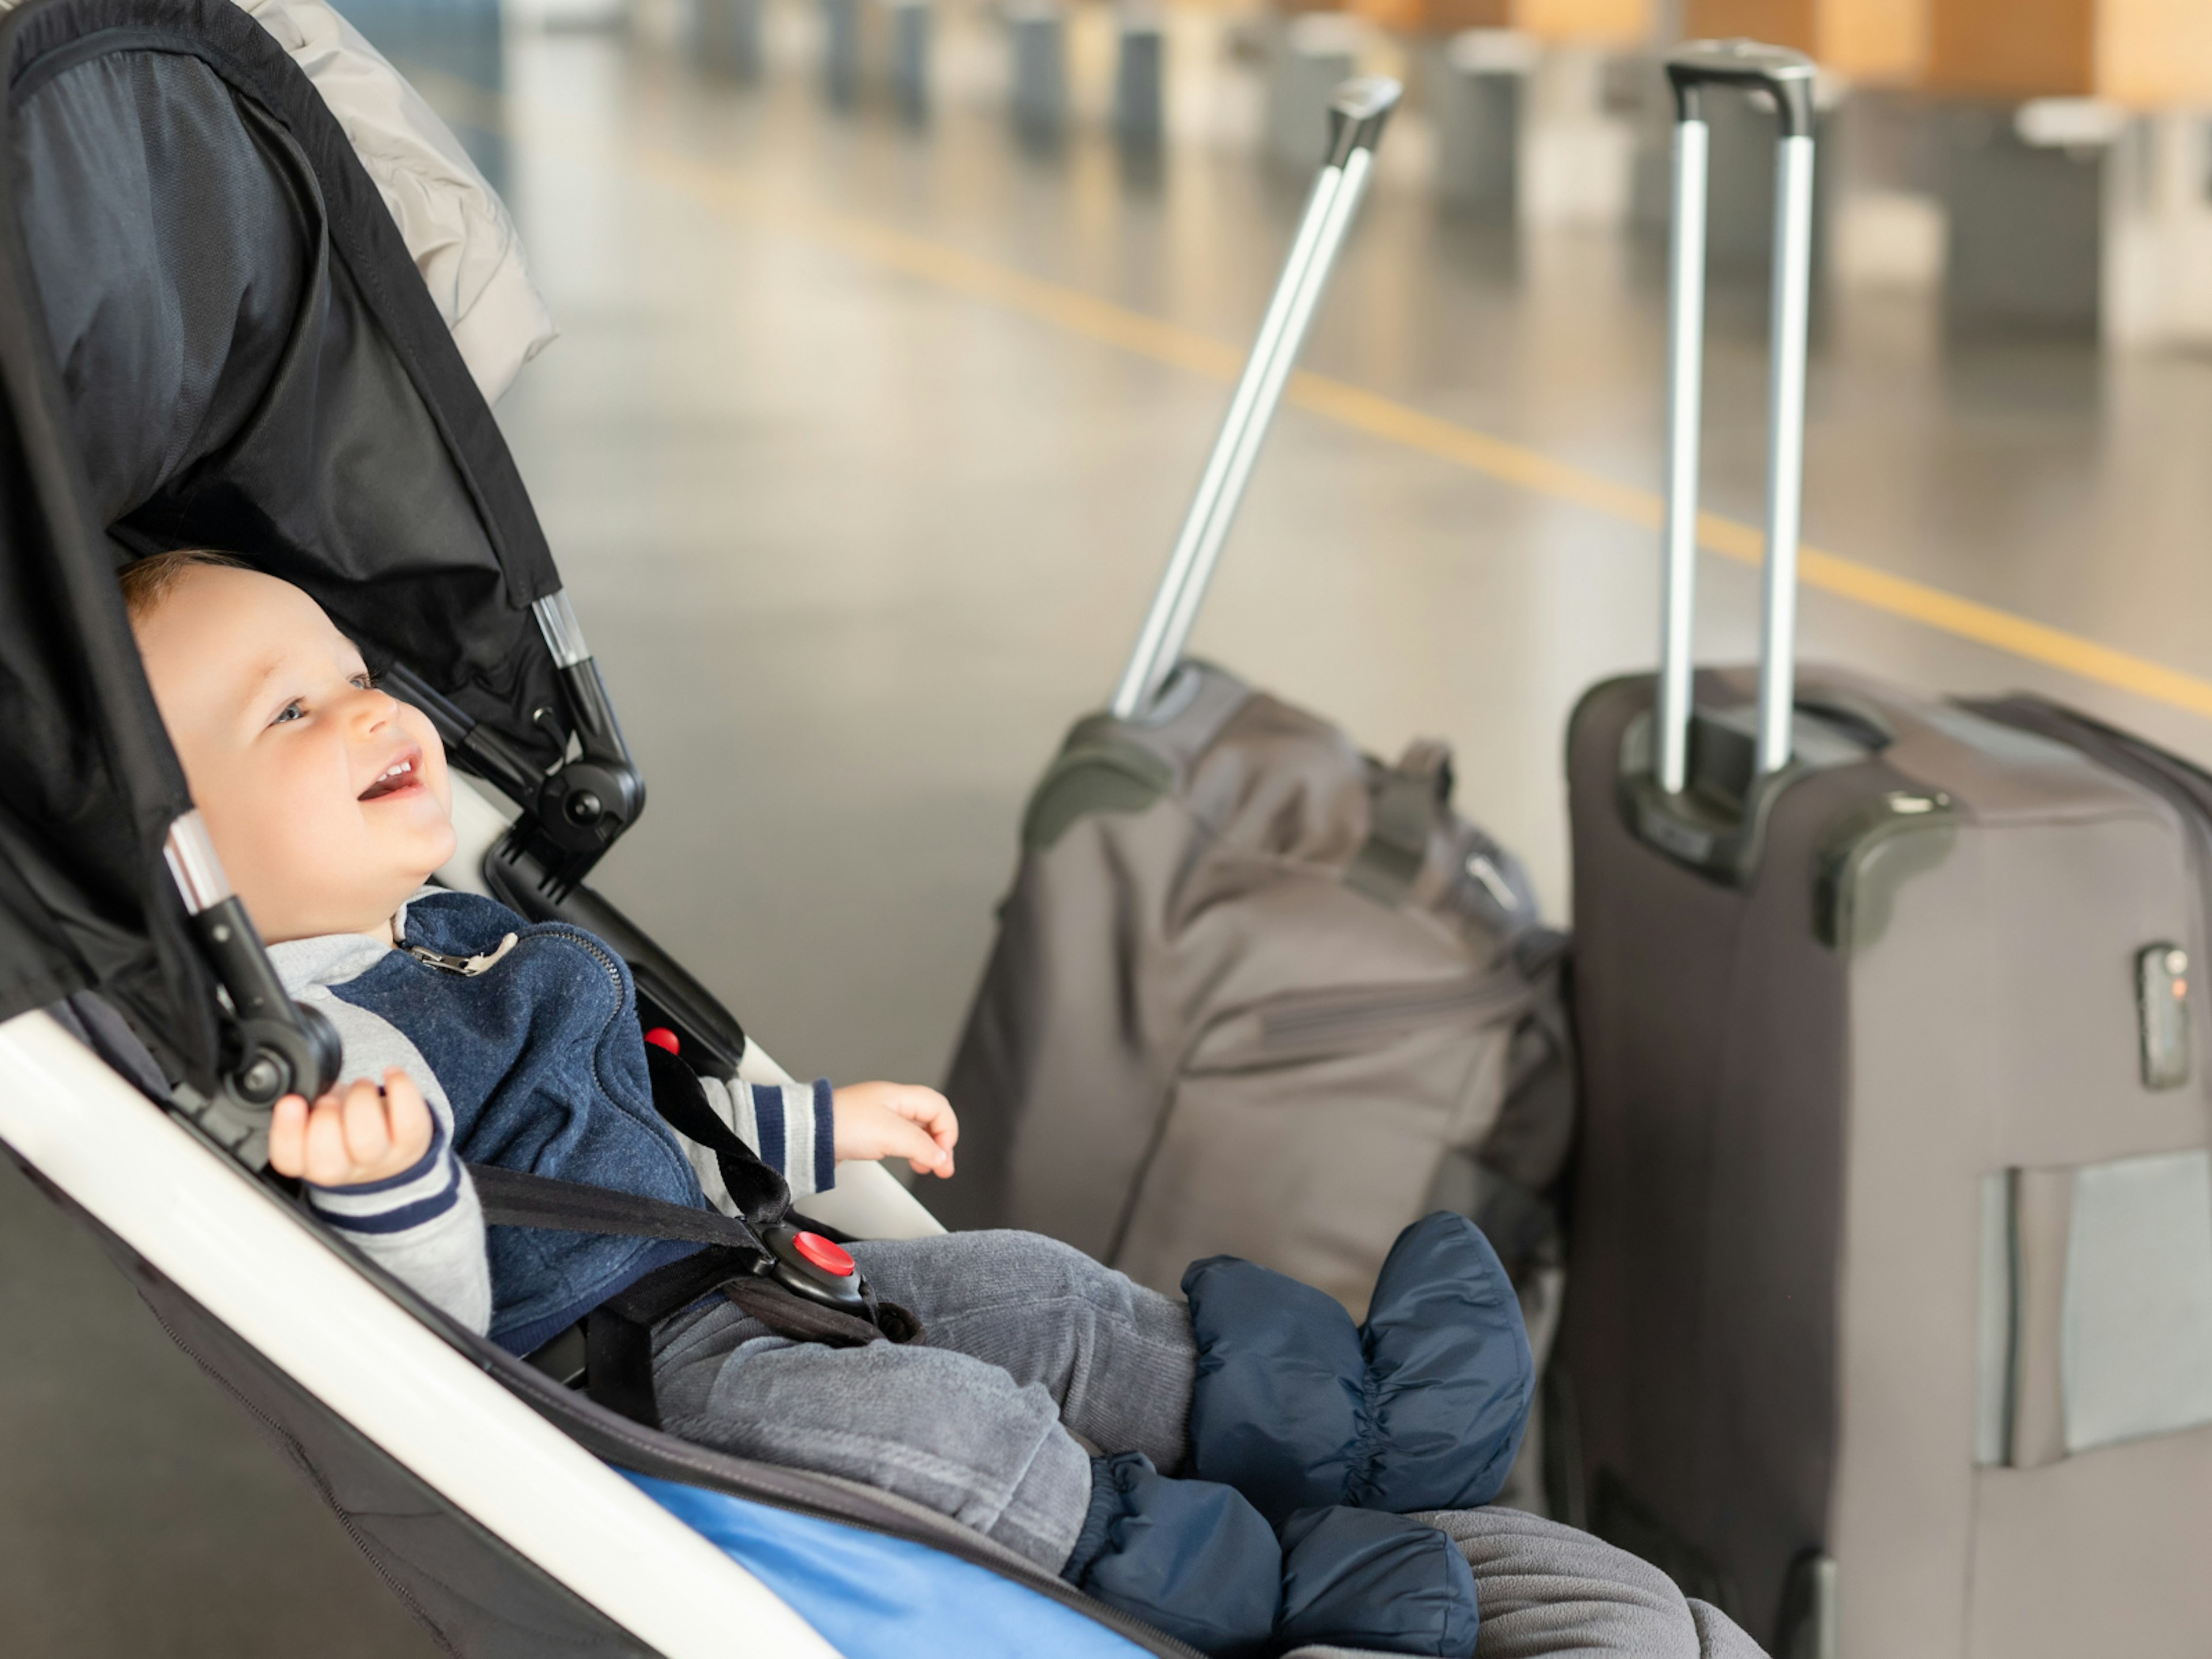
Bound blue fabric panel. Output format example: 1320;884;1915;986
624;1471;1157;1659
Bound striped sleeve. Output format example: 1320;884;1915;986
305;1111;462;1233
293;987;493;1336
688;1075;838;1202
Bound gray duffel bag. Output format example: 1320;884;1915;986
940;658;1573;1334
935;82;1573;1399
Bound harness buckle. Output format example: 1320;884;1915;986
758;1222;869;1313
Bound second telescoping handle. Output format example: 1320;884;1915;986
1109;77;1402;720
1653;40;1817;793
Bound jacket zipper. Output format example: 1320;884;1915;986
405;933;518;977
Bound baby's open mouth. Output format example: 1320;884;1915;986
359;752;420;801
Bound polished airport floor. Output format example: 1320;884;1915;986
10;11;2212;1653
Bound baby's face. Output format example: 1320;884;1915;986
134;565;456;943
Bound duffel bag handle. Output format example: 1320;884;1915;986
1110;77;1402;721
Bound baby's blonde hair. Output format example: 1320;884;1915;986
118;548;251;624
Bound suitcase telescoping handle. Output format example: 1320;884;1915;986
1653;41;1817;795
1109;77;1403;719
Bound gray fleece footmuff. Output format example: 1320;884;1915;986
1182;1212;1534;1525
1284;1506;1771;1659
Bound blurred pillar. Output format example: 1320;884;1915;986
1009;2;1068;141
1517;44;1637;224
1266;13;1361;169
888;0;931;121
1116;8;1166;147
1940;100;2114;335
1432;28;1536;217
695;0;765;81
821;0;862;104
1920;1;2212;341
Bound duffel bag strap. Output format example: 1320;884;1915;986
1346;738;1455;908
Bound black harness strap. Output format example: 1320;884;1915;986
469;1164;770;1253
641;1041;794;1229
470;1162;922;1429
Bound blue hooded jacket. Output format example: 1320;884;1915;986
327;889;710;1352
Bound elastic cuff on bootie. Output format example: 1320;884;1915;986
1354;1211;1533;1513
1062;1452;1282;1658
1182;1255;1365;1524
1276;1506;1480;1658
1182;1211;1534;1525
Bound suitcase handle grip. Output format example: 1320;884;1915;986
1653;40;1817;794
1109;77;1402;721
1663;39;1816;137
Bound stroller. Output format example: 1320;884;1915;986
0;0;1766;1651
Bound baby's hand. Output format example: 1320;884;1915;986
268;1068;434;1188
831;1081;958;1178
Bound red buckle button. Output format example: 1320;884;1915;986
642;1027;681;1055
791;1231;855;1278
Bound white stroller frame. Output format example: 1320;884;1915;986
1;1006;843;1658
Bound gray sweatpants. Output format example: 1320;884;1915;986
651;1230;1197;1570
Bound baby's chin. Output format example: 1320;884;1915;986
361;808;459;893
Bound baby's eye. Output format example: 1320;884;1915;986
270;700;305;726
350;671;378;691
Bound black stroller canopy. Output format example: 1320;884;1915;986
0;0;583;1086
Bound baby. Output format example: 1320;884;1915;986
129;549;1533;1659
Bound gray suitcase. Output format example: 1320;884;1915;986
1562;40;2212;1659
940;77;1574;1347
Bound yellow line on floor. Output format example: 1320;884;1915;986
417;67;2212;723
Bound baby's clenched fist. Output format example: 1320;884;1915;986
831;1081;959;1178
269;1067;434;1188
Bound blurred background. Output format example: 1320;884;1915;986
7;0;2212;1650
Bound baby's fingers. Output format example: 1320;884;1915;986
877;1112;953;1177
381;1069;434;1165
339;1077;395;1171
267;1094;310;1179
892;1086;959;1153
300;1090;355;1186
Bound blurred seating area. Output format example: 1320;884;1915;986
415;0;2212;347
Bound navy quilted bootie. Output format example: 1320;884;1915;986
1062;1453;1479;1658
1180;1211;1533;1525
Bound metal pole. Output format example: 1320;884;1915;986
1755;131;1814;777
1656;115;1709;796
1134;147;1378;713
1109;167;1346;717
1109;77;1400;719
